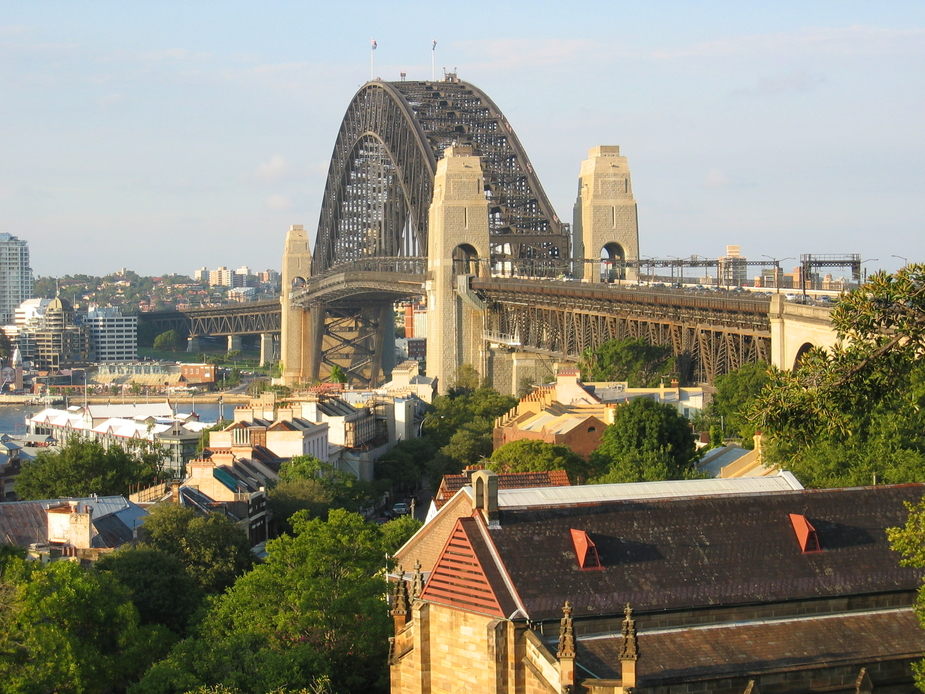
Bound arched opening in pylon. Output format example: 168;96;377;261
453;244;480;276
600;242;626;282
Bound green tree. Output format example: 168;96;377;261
590;397;699;483
887;496;925;690
136;510;390;693
488;439;601;483
140;505;253;594
96;546;204;636
450;363;482;394
708;362;771;446
154;329;182;352
380;514;423;555
0;559;169;693
578;337;676;387
750;265;925;487
375;437;437;491
16;438;163;499
328;364;347;383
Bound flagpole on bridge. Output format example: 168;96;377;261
370;38;377;80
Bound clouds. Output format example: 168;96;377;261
255;155;290;181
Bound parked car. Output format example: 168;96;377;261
390;501;411;518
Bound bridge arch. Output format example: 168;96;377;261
793;342;815;369
312;78;569;275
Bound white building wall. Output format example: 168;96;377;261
0;234;33;326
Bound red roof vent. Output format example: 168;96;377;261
789;513;822;553
570;528;603;570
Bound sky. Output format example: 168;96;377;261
2;1;924;278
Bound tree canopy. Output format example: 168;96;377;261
487;439;601;483
96;546;204;636
16;438;163;500
704;362;771;446
590;397;699;483
750;265;925;487
0;558;169;693
578;337;676;387
153;329;182;352
139;504;253;594
135;510;390;693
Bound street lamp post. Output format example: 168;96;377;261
762;255;795;293
892;254;909;268
861;258;879;283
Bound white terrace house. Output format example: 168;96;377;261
26;403;209;477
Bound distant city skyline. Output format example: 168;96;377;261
2;1;923;276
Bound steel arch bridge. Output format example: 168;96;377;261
311;77;570;275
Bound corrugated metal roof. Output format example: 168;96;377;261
493;473;804;509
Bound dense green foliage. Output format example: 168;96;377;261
268;456;378;532
487;439;601;483
139;505;253;594
375;437;438;492
153;329;182;352
97;547;204;636
134;510;390;694
16;438;164;500
578;337;676;386
380;514;423;555
702;362;771;446
0;559;170;693
751;265;925;487
887;497;925;691
591;398;699;483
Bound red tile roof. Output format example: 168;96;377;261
434;469;570;509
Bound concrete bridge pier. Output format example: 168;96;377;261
425;145;490;394
227;335;243;353
573;146;640;283
186;336;203;353
280;224;314;385
259;333;278;367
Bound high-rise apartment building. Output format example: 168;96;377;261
83;307;138;362
0;233;33;325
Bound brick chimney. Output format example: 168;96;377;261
471;469;499;525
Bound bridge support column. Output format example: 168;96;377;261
280;224;314;386
259;333;278;367
186;336;203;353
573;146;639;283
425;145;490;394
227;335;243;353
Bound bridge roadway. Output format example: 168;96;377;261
140;264;777;382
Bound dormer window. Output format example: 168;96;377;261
788;513;822;553
570;528;603;570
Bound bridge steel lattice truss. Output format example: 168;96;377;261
312;78;570;276
475;279;772;383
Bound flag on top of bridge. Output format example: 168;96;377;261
432;39;437;50
371;39;377;50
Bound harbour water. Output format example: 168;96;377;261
0;402;227;436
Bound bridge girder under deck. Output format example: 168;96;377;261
477;280;772;382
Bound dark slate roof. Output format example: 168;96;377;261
576;608;925;685
488;484;925;621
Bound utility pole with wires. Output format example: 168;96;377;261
370;38;377;80
431;39;437;81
